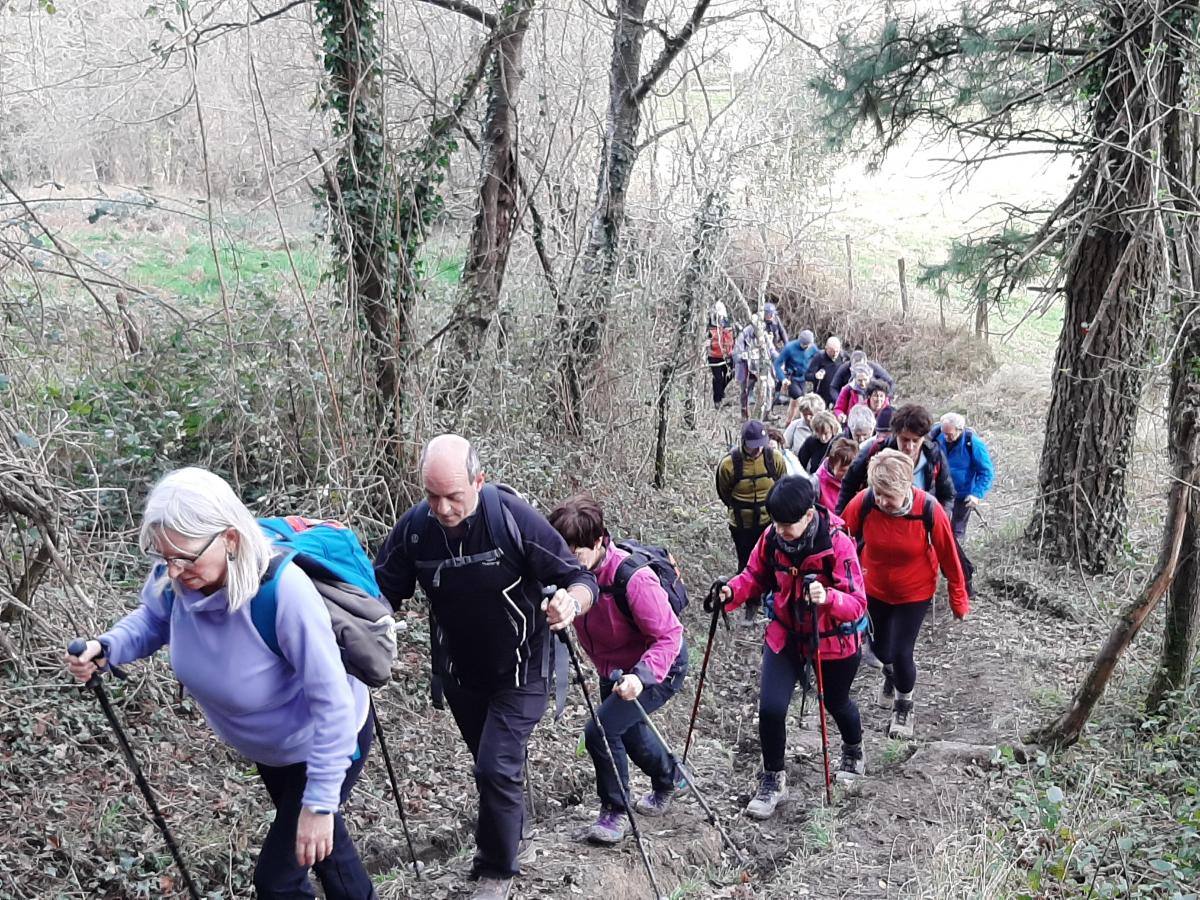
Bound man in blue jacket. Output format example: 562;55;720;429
773;329;818;424
932;412;995;540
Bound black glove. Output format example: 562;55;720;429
704;578;729;614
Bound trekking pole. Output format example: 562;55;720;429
66;639;203;900
547;605;666;900
972;506;992;531
683;580;730;765
611;671;747;869
801;579;834;806
368;698;422;879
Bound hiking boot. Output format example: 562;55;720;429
636;786;675;817
861;641;884;670
745;770;788;820
470;876;513;900
740;603;762;627
585;806;628;844
889;694;915;740
878;666;895;708
837;742;866;779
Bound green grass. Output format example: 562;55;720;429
127;238;323;300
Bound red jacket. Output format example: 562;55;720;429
724;510;867;660
841;489;969;617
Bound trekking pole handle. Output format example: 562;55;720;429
802;573;818;604
67;638;127;682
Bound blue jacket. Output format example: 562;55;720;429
773;340;818;382
932;426;995;499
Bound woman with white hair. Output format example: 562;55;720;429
841;450;969;741
931;411;995;540
845;405;878;448
65;467;375;899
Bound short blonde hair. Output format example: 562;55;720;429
140;467;273;612
811;411;839;442
797;393;826;415
867;449;914;495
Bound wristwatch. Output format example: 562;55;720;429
572;595;583;618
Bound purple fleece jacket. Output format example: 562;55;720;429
99;563;369;812
573;544;683;685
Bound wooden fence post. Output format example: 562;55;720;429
844;234;854;306
897;257;909;321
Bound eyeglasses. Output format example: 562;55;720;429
148;532;223;569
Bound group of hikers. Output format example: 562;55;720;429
63;303;997;900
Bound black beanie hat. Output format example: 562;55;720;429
766;475;816;523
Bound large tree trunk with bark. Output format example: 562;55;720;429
1026;4;1161;574
318;0;403;433
446;0;535;396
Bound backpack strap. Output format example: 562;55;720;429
731;447;744;483
609;552;647;622
249;553;291;658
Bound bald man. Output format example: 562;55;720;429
374;434;598;900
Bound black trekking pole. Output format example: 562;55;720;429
368;698;422;879
611;670;747;869
549;611;666;900
800;578;834;806
66;639;203;900
683;580;730;765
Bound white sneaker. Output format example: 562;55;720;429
745;770;788;820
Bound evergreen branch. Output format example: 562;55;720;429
963;0;1194;131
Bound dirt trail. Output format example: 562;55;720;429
421;364;1063;900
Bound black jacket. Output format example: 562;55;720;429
834;436;956;515
375;487;598;691
806;351;850;406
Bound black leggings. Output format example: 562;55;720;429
709;357;731;404
868;597;931;694
759;643;862;773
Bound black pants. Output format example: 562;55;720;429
444;677;547;879
730;524;767;572
868;597;931;694
951;497;972;540
586;649;687;810
255;712;376;900
759;643;862;773
709;357;731;405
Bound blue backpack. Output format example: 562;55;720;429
252;517;397;687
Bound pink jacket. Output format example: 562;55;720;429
816;462;842;510
833;384;869;419
725;510;867;660
574;543;684;684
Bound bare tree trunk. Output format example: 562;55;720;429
1149;34;1200;707
654;193;723;487
317;0;402;433
1033;478;1190;748
446;0;535;395
560;0;712;431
